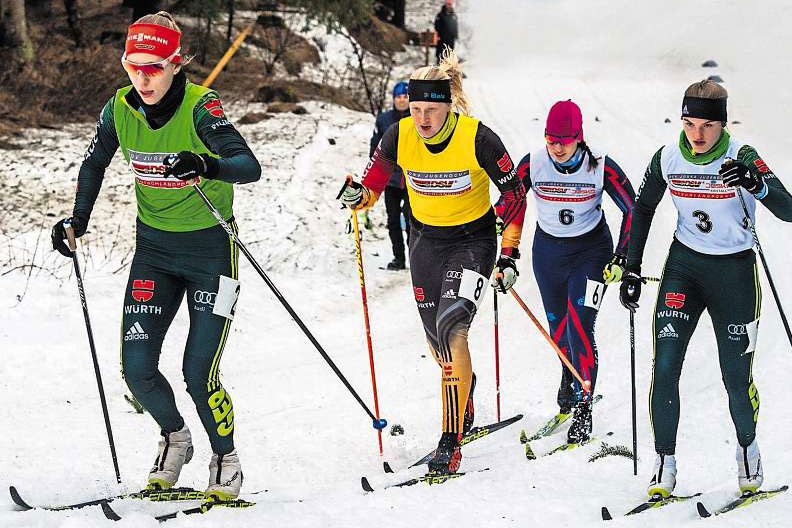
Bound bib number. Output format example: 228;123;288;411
212;275;240;320
559;209;575;226
458;268;487;309
584;279;605;310
692;210;713;233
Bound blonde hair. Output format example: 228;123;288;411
410;47;470;115
684;79;728;100
132;11;193;66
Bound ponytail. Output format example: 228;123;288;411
579;141;599;170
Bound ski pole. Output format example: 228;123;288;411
494;291;501;421
735;187;792;349
351;210;385;456
509;288;591;394
189;183;386;431
64;221;121;484
629;310;638;476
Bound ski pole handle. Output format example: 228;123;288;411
64;220;77;252
336;175;353;200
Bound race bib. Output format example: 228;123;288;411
212;275;240;320
458;268;487;309
584;279;605;310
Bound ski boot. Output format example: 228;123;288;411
647;453;677;498
463;373;476;436
147;424;194;490
737;439;763;495
385;258;406;270
566;400;592;444
206;449;243;501
427;432;462;475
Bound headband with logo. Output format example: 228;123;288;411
681;96;727;122
408;79;452;103
125;23;181;62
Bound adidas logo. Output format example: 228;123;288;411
124;321;149;341
441;289;457;299
657;323;678;339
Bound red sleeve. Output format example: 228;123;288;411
362;121;400;194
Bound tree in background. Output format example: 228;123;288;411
0;0;34;62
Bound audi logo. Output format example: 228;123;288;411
446;271;463;279
194;291;217;305
728;324;747;335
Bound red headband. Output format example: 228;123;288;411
125;23;181;60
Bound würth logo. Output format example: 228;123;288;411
497;152;513;173
413;287;425;302
665;292;685;309
132;279;155;302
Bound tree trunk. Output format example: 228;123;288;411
392;0;405;29
0;0;34;62
63;0;83;47
226;0;234;42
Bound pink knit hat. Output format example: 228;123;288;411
545;100;583;144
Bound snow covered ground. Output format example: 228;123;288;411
3;0;792;526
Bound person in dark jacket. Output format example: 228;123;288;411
434;1;458;65
370;81;411;269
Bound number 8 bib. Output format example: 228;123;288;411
458;268;488;309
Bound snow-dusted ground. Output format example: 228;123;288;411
3;0;792;526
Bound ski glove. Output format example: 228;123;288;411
340;180;365;209
619;270;645;312
602;253;626;284
492;255;518;293
720;159;764;194
51;216;87;257
164;151;217;181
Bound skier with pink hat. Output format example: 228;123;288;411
498;99;635;444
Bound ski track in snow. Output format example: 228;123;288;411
3;0;792;526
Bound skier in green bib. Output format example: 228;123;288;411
50;11;261;500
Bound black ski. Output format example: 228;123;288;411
601;492;702;520
101;497;255;522
696;485;788;518
361;468;489;492
10;485;207;512
409;414;523;468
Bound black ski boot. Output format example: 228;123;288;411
566;400;592;444
386;258;405;270
427;432;462;475
463;373;476;435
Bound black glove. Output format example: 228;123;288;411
619;269;645;312
163;151;216;181
720;159;764;194
51;216;87;257
491;255;518;292
339;179;365;209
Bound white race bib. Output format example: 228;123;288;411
212;275;240;320
458;268;488;309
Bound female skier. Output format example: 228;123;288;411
621;80;792;498
340;50;527;474
502;100;635;444
51;12;261;499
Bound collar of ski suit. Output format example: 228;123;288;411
678;129;730;165
550;146;584;173
423;111;458;145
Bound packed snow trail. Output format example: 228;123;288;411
3;0;792;526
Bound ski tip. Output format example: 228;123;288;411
519;429;528;444
601;506;612;521
383;461;395;474
361;477;375;493
524;442;537;460
101;501;122;521
696;501;711;518
9;486;33;510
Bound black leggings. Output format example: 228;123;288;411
409;218;496;433
651;240;761;454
